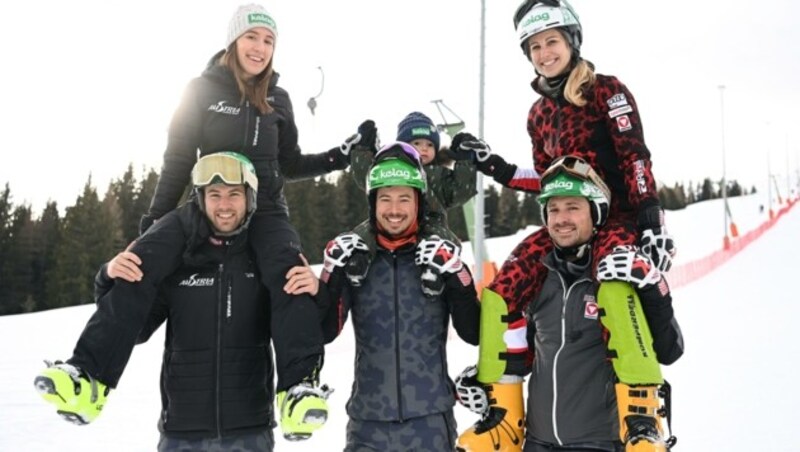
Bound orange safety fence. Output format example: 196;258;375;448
665;197;797;290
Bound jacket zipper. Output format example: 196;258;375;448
242;101;251;150
550;273;591;445
215;263;224;438
392;253;404;420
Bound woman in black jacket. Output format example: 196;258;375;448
140;4;361;391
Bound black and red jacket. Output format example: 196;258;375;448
529;73;660;217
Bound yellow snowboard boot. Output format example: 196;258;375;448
456;378;524;452
616;383;675;451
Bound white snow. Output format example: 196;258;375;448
1;192;797;451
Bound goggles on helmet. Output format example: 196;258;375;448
376;141;423;166
192;152;258;191
540;155;610;203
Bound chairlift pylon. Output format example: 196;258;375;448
307;66;325;115
431;99;465;137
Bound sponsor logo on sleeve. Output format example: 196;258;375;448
616;115;632;132
584;295;599;320
608;105;633;119
606;93;628;109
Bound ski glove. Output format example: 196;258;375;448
277;382;334;441
454;365;490;416
460;136;492;163
34;360;111;425
415;236;463;274
323;233;370;286
637;205;676;272
597;246;662;289
449;132;478;161
338;132;361;158
357;119;380;154
415;236;464;297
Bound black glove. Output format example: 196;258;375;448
357;120;380;154
449;132;478;161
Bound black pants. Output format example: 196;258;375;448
248;212;324;391
524;435;623;452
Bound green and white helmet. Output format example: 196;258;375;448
513;0;582;59
366;141;428;225
538;155;610;228
366;142;427;193
192;152;259;217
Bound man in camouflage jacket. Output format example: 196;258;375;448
317;142;481;451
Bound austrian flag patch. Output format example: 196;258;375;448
584;295;599;320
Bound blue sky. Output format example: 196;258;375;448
1;0;798;215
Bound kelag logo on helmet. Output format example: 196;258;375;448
543;179;574;192
514;0;582;57
379;168;412;180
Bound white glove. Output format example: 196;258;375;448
414;236;463;274
597;246;662;289
640;228;676;272
322;233;369;274
454;365;489;416
338;132;361;157
460;137;492;163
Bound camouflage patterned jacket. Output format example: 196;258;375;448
351;146;477;228
319;242;480;421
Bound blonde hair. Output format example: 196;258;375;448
220;43;274;115
563;59;595;107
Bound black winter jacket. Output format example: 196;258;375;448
147;51;348;222
90;203;275;439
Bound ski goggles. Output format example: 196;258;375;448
192;152;259;191
541;155;611;201
376;141;423;165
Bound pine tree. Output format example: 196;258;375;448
334;170;369;232
110;164;139;244
46;177;121;309
5;205;36;313
493;188;522;236
34;202;61;312
520;192;543;227
0;184;13;314
132;168;159;236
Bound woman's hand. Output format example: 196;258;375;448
107;241;143;282
284;254;319;296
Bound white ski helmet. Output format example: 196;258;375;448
513;0;582;59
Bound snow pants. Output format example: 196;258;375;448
248;212;324;391
344;410;457;452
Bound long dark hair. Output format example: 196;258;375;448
220;43;274;115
